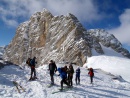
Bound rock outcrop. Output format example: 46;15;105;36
4;9;92;66
3;9;130;67
87;29;130;58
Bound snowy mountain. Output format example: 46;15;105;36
0;62;130;98
3;9;130;67
87;29;130;58
4;9;90;66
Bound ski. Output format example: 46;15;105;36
47;84;54;88
52;87;72;94
13;81;25;93
47;83;60;88
28;77;38;81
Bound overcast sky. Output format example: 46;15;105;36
0;0;130;51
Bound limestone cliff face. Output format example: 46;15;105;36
4;9;91;66
3;9;130;67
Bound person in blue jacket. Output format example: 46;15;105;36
75;67;80;85
29;57;37;80
58;66;70;90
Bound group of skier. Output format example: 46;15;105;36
26;58;94;90
48;60;81;90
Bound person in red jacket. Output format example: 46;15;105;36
88;68;94;84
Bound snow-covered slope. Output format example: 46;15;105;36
84;56;130;82
84;45;130;82
0;64;130;98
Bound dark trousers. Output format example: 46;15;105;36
31;67;36;78
90;76;93;83
50;74;54;84
75;76;80;84
68;75;73;86
61;78;69;89
50;70;54;84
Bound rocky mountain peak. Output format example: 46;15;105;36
3;9;130;67
87;29;130;57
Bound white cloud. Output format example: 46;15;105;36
108;9;130;46
2;17;18;27
45;0;101;22
0;0;102;27
0;7;18;27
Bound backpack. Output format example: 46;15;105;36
76;68;80;74
26;58;32;67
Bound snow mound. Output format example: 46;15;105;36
84;55;130;82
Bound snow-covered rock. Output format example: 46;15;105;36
87;29;130;58
0;46;7;58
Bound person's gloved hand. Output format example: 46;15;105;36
55;70;57;73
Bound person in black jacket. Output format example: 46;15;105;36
29;57;37;80
48;60;57;85
67;64;74;87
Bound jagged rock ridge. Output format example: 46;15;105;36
87;29;130;57
3;9;130;66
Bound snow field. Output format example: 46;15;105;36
0;63;130;98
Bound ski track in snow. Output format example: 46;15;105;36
0;65;130;98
